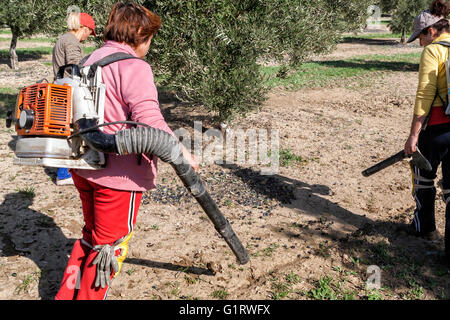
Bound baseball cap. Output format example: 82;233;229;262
80;12;97;37
407;10;443;43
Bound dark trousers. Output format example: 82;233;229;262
412;122;450;259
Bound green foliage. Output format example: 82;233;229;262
271;281;291;300
366;288;384;300
0;0;66;67
385;0;431;43
16;186;35;199
307;276;338;300
0;0;130;68
1;0;372;121
377;0;401;13
144;0;269;123
14;271;41;295
253;0;374;66
144;0;372;123
278;149;306;167
0;0;65;38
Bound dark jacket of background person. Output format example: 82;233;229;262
52;32;83;78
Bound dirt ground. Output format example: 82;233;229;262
0;35;449;301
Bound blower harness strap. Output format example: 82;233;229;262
67;121;152;140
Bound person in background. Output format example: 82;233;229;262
52;9;97;185
54;2;198;300
403;0;450;269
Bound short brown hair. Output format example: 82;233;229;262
103;1;161;48
422;0;450;36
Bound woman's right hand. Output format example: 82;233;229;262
180;144;199;172
187;153;199;172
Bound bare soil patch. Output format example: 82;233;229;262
312;38;423;61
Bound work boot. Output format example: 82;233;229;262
397;223;440;241
423;230;440;241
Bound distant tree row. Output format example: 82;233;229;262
0;0;372;123
0;0;118;69
0;0;65;69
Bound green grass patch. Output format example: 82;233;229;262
262;52;421;89
344;32;408;40
366;288;384;300
304;276;357;300
278;148;306;167
211;289;229;299
0;46;53;59
0;46;96;61
305;276;338;300
0;37;56;43
285;272;301;285
14;271;41;295
16;186;36;199
270;281;291;300
269;272;301;300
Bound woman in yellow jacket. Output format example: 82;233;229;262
404;0;450;267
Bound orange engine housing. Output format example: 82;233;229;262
15;83;72;137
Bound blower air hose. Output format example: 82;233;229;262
75;118;250;265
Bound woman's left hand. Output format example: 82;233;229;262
404;134;419;155
405;114;426;155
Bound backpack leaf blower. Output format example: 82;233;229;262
6;54;250;265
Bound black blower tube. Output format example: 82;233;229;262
76;119;250;265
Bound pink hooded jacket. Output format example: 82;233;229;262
73;41;174;191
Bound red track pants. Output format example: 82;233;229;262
55;171;142;300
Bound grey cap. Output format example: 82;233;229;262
407;10;443;43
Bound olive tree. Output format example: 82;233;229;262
0;0;68;69
144;0;372;124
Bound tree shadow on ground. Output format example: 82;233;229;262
0;48;50;67
219;163;449;298
316;59;419;73
341;37;403;46
0;191;217;300
158;88;219;132
125;258;215;276
0;192;76;299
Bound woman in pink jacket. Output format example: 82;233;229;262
55;2;197;300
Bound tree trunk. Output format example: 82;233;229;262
9;29;18;69
401;29;406;44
